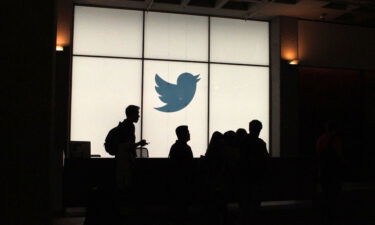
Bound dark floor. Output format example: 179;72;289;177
54;187;375;225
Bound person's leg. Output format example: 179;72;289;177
239;184;251;225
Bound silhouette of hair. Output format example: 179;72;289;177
236;128;247;137
210;131;223;144
125;105;140;117
249;120;263;133
224;130;236;145
176;125;189;139
206;131;223;157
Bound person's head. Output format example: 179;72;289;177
224;130;236;145
206;131;224;157
209;131;223;145
236;128;247;145
125;105;140;123
249;120;262;137
236;128;247;138
176;125;190;142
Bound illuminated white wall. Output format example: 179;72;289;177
71;6;269;157
143;61;208;157
144;12;208;61
210;65;269;147
210;17;269;65
73;7;143;57
71;57;142;157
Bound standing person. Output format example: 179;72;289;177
169;125;194;223
203;131;225;225
116;105;148;192
239;120;270;225
316;121;344;225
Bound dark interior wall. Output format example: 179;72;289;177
280;61;300;157
297;67;375;179
298;67;362;155
278;18;375;164
298;20;375;70
278;17;300;157
5;1;57;225
56;0;73;47
363;71;375;175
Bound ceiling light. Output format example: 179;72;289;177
56;46;64;51
289;59;299;65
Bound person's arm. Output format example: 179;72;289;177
120;139;147;151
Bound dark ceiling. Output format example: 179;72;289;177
74;0;375;27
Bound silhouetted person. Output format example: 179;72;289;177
316;121;344;225
222;130;240;197
116;105;148;192
203;131;226;225
236;128;248;144
85;105;147;225
169;125;193;222
239;120;270;225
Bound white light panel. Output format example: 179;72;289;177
73;6;143;57
145;12;208;61
210;17;269;65
142;60;208;158
210;64;269;148
71;57;142;157
71;6;271;157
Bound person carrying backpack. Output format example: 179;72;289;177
105;105;148;192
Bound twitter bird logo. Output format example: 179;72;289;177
155;72;200;113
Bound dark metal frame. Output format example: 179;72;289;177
69;4;271;157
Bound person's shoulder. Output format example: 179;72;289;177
257;138;266;145
170;141;178;149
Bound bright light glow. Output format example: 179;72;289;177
289;59;299;65
56;46;64;51
281;47;298;61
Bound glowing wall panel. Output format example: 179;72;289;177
71;6;270;157
210;64;269;147
73;6;143;57
145;12;208;61
71;57;142;157
210;18;269;65
142;60;208;157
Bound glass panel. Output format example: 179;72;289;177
210;17;269;65
210;64;269;148
145;12;208;61
73;6;143;57
143;60;208;157
71;57;142;157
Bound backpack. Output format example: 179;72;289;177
104;122;121;156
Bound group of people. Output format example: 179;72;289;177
110;105;344;225
112;105;270;225
168;122;270;225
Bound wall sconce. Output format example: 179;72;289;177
56;46;64;51
289;59;299;65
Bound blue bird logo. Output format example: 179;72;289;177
155;72;200;113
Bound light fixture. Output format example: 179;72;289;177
56;46;64;51
289;59;299;65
